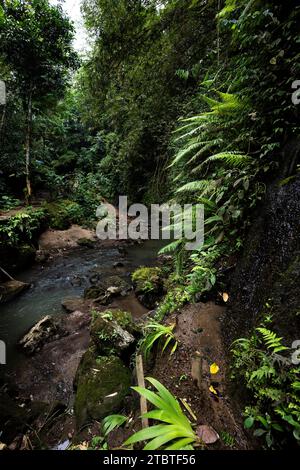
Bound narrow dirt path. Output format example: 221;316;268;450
149;302;250;449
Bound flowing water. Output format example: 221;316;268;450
0;239;165;372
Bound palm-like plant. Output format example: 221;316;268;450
102;414;128;437
141;321;178;360
124;377;197;450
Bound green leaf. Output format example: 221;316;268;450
244;417;254;429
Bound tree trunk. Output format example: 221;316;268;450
25;90;33;204
0;105;6;143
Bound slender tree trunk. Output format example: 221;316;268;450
25;90;33;204
0;105;6;142
217;0;221;67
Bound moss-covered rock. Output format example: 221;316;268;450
74;349;131;428
84;275;131;303
90;312;136;356
132;267;164;309
102;309;141;337
43;200;83;230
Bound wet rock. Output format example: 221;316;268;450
35;249;49;263
0;280;30;304
113;261;124;268
132;267;164;309
104;309;141;337
74;349;131;428
19;315;63;355
84;275;132;304
100;275;132;294
63;310;91;333
90;312;136;356
118;246;127;255
70;275;82;287
84;285;106;301
89;272;101;285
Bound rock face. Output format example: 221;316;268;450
0;280;29;304
225;176;300;346
19;315;63;355
90;311;136;356
74;350;131;428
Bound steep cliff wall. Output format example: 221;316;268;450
225;176;300;346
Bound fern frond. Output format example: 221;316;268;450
256;328;289;353
200;152;252;169
176;179;213;194
173;125;207;142
250;365;276;383
187;141;219;164
170;141;204;167
158;239;183;255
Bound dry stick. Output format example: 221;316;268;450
135;354;149;429
0;266;15;281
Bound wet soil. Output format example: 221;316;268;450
105;302;252;451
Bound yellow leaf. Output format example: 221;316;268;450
222;292;229;303
210;363;220;375
209;385;218;395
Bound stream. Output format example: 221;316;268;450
0;239;164;374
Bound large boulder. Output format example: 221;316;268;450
74;349;131;428
18;315;63;355
90;311;136;356
0;280;29;304
132;267;164;309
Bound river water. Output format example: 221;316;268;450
0;239;164;372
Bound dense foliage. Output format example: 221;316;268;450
0;0;299;450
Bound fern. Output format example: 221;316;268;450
250;365;276;383
158;239;183;255
176;179;214;194
199;152;252;168
256;328;289;353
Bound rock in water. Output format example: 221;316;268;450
74;350;131;428
19;315;62;355
0;280;29;304
61;297;90;313
84;275;132;304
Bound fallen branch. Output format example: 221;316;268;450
0;266;15;281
